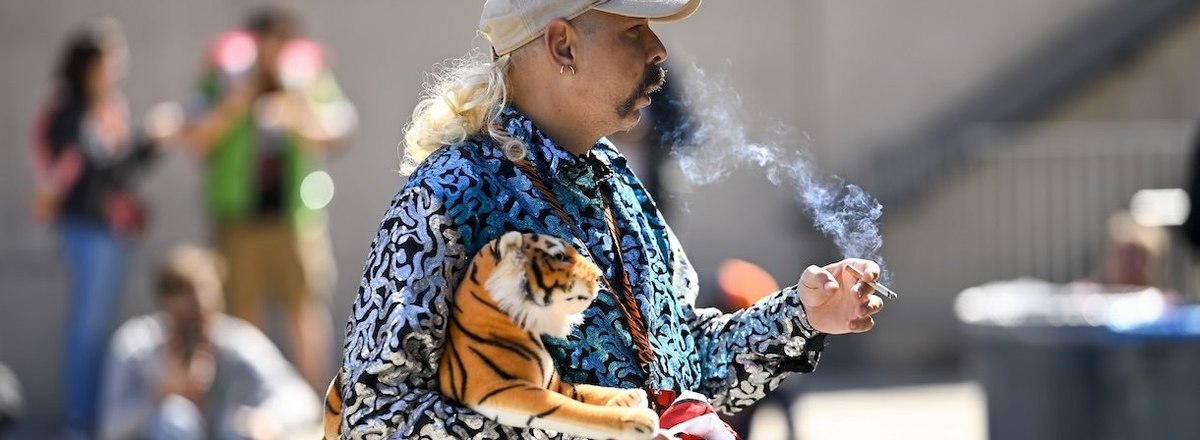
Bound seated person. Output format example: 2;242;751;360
98;245;319;440
1098;211;1168;287
1070;211;1169;289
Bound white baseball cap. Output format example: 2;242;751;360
480;0;702;56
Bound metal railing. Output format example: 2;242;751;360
957;120;1197;295
863;0;1200;209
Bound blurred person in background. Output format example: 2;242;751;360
1097;211;1168;288
98;244;320;440
1070;210;1170;292
178;6;356;391
29;18;176;436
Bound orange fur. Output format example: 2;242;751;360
322;373;342;439
439;232;658;440
321;233;657;439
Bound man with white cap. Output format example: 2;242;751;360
336;1;886;437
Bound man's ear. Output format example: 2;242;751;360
542;18;576;69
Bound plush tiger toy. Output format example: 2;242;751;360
322;373;343;439
322;232;659;440
441;231;659;439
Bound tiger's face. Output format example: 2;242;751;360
487;232;603;337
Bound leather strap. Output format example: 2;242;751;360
512;158;656;373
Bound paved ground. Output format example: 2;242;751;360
748;381;986;440
3;378;986;439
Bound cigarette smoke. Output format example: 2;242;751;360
659;64;889;280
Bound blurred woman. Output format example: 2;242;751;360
29;19;170;436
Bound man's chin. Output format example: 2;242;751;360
638;92;653;108
627;94;653;115
618;107;643;129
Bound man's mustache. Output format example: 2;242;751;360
643;65;666;95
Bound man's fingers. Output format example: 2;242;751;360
801;265;838;292
853;280;876;298
859;294;884;317
849;316;875;333
843;260;882;281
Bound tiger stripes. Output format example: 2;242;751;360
438;232;658;440
323;232;658;439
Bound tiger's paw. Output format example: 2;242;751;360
617;407;659;439
606;388;648;408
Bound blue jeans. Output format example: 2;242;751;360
59;217;128;433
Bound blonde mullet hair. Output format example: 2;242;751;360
400;50;527;175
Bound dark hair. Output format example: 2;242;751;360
55;19;124;106
56;31;103;105
156;245;226;299
245;5;299;39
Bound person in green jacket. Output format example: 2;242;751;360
179;6;356;392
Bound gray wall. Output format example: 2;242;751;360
6;0;1193;427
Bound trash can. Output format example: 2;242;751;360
955;280;1172;440
1103;306;1200;440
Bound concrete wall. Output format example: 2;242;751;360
0;0;1166;427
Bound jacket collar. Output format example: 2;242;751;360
497;106;622;187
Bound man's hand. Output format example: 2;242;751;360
30;185;60;224
178;79;258;155
234;406;283;440
798;259;885;334
143;101;184;144
159;340;216;405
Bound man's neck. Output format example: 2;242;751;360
509;93;599;156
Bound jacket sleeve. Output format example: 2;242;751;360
666;227;826;414
97;319;158;440
338;165;561;439
110;135;160;180
29;101;84;194
225;318;321;434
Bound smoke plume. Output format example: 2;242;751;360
658;64;889;280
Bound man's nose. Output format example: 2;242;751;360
645;28;667;65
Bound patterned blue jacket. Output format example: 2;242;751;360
340;107;826;438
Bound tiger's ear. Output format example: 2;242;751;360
498;231;525;260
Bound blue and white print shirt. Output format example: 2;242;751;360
339;106;826;438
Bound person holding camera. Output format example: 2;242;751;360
178;6;356;392
98;245;319;440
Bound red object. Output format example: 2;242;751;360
717;259;781;310
104;192;148;236
277;38;325;89
648;388;677;415
207;31;326;89
209;30;257;74
657;392;742;440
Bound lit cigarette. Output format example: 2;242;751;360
845;265;897;299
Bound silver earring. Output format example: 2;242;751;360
560;65;576;75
